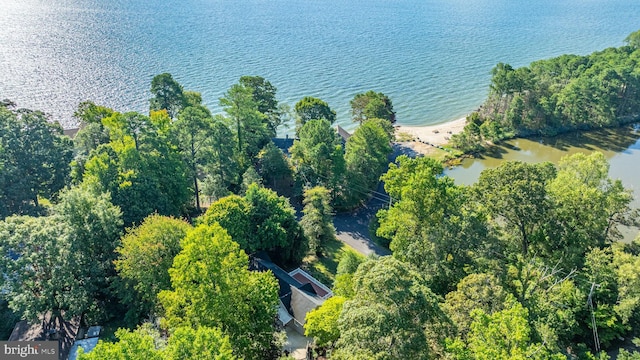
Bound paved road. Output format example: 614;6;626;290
331;142;420;257
333;201;391;257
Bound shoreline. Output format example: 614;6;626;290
395;117;467;147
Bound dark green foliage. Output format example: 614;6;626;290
257;141;292;195
300;186;335;255
239;75;281;135
378;156;490;295
149;73;186;118
220;83;270;167
201;185;307;264
333;257;451;359
343;119;393;206
0;105;73;218
474;161;556;256
82;111;191;226
0;186;122;327
290;119;345;202
294;96;336;132
350;90;396;124
453;32;640;152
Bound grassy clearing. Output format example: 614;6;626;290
301;238;365;287
395;131;415;142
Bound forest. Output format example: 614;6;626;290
451;30;640;153
1;31;640;360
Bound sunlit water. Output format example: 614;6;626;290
1;0;639;132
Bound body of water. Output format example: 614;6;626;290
1;0;639;132
445;125;640;241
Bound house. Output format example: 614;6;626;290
67;326;102;360
250;253;332;335
8;313;80;360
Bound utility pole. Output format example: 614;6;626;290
587;282;601;353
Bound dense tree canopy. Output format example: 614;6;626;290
343;119;393;206
378;156;489;294
0;105;73;218
452;31;640;152
300;186;335;255
81;110;191;226
158;223;279;360
220;82;270;165
332;257;450;359
290;119;345;199
115;215;192;325
0;186;122;327
239;75;282;135
78;325;236;360
149;73;186;118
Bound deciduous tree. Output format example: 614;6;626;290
0;106;73;218
115;215;192;325
333;257;450;360
158;223;279;360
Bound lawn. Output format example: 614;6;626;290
301;238;365;288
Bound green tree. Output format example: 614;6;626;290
239;75;281;135
304;295;346;349
82;111;191;226
448;301;565;360
53;186;123;323
149;73;186;118
257;142;292;193
205;119;239;193
172;105;214;212
0;106;73;218
378;156;489;294
240;166;263;194
474;161;556;257
0;216;78;328
343;119;392;206
73;101;113;157
163;326;236;360
546;152;637;267
294;96;336;132
78;325;162;360
290;119;345;198
78;325;236;360
200;195;251;249
115;215;192;325
443;273;509;339
158;223;279;360
0;187;123;328
244;184;307;264
350;90;396;124
220;83;270;165
333;257;450;360
201;187;306;264
333;251;366;299
300;186;335;255
624;29;640;49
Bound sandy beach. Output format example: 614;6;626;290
395;117;467;146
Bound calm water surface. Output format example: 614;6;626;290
445;125;640;241
1;0;639;131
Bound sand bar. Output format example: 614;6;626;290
395;116;467;146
